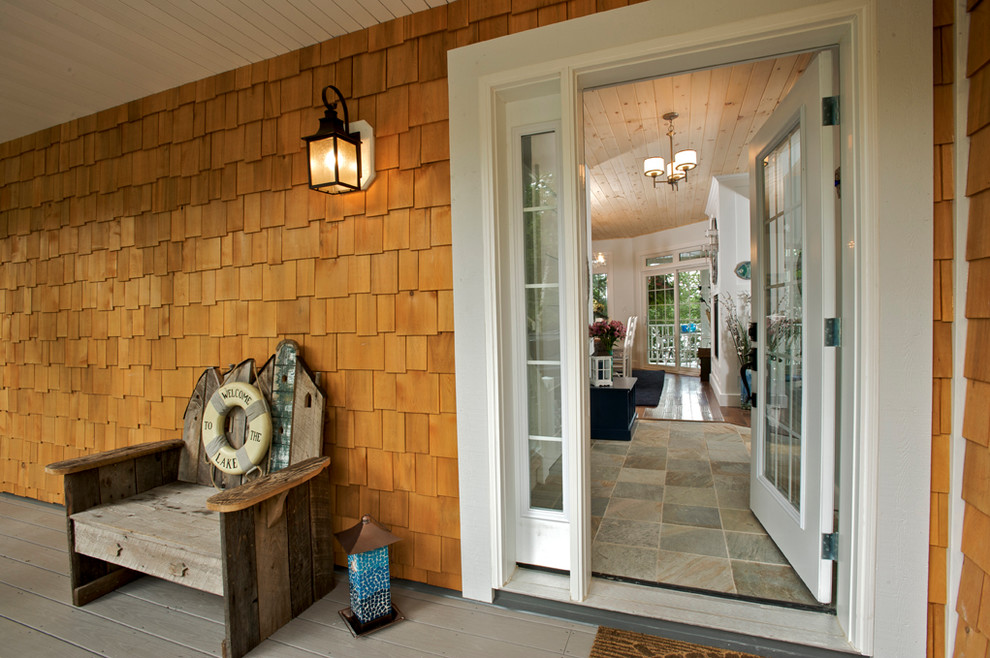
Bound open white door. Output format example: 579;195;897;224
749;51;838;604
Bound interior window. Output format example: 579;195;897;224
592;272;608;319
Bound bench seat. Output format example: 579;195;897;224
72;482;222;595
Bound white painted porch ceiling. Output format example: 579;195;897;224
1;1;809;242
585;53;811;240
0;0;452;145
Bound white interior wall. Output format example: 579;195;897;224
709;174;753;406
591;221;708;370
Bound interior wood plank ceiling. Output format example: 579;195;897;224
0;0;451;144
585;53;812;240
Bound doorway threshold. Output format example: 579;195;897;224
499;568;859;656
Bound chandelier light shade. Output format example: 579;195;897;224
644;112;697;191
674;148;698;172
303;85;362;194
643;156;665;179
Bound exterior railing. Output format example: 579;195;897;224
647;323;676;366
647;322;702;368
679;330;701;369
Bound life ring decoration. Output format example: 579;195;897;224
202;382;273;475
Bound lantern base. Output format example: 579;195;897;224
338;605;404;637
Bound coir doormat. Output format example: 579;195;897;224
590;626;764;658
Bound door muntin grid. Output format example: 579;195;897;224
760;125;804;512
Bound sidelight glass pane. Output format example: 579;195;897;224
761;125;804;512
528;438;564;511
522;132;558;209
520;129;563;513
527;364;562;438
524;210;559;284
526;287;560;361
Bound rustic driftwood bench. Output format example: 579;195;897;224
46;340;333;658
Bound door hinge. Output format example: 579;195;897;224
824;318;841;347
822;96;839;126
822;532;838;561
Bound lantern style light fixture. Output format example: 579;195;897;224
591;355;614;387
303;85;376;194
643;111;698;191
335;514;403;636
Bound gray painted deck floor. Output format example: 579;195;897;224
0;493;596;657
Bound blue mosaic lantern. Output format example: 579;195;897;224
334;514;402;636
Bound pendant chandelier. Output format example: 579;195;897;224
643;111;698;191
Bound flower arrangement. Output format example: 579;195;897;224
719;292;752;366
767;312;801;355
589;318;626;355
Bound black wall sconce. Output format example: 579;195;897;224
303;85;375;194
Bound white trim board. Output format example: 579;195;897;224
947;0;972;651
501;569;855;654
449;0;932;655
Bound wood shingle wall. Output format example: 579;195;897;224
955;0;990;654
0;0;646;589
930;0;955;653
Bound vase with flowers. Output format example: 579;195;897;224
589;319;626;387
589;319;627;356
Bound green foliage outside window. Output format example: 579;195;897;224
592;273;608;319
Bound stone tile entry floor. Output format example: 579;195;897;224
591;419;820;607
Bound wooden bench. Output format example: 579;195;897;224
46;340;333;658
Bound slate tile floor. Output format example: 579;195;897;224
591;419;819;607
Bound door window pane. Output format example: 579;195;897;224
761;126;803;512
677;269;711;369
646;273;676;366
646;269;711;369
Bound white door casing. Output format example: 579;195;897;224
749;51;838;603
449;1;932;654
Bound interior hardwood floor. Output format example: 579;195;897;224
638;373;750;427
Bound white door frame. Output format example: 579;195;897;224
449;1;932;655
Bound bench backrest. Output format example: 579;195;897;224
178;339;326;489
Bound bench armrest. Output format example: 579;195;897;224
45;439;186;476
206;456;331;512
